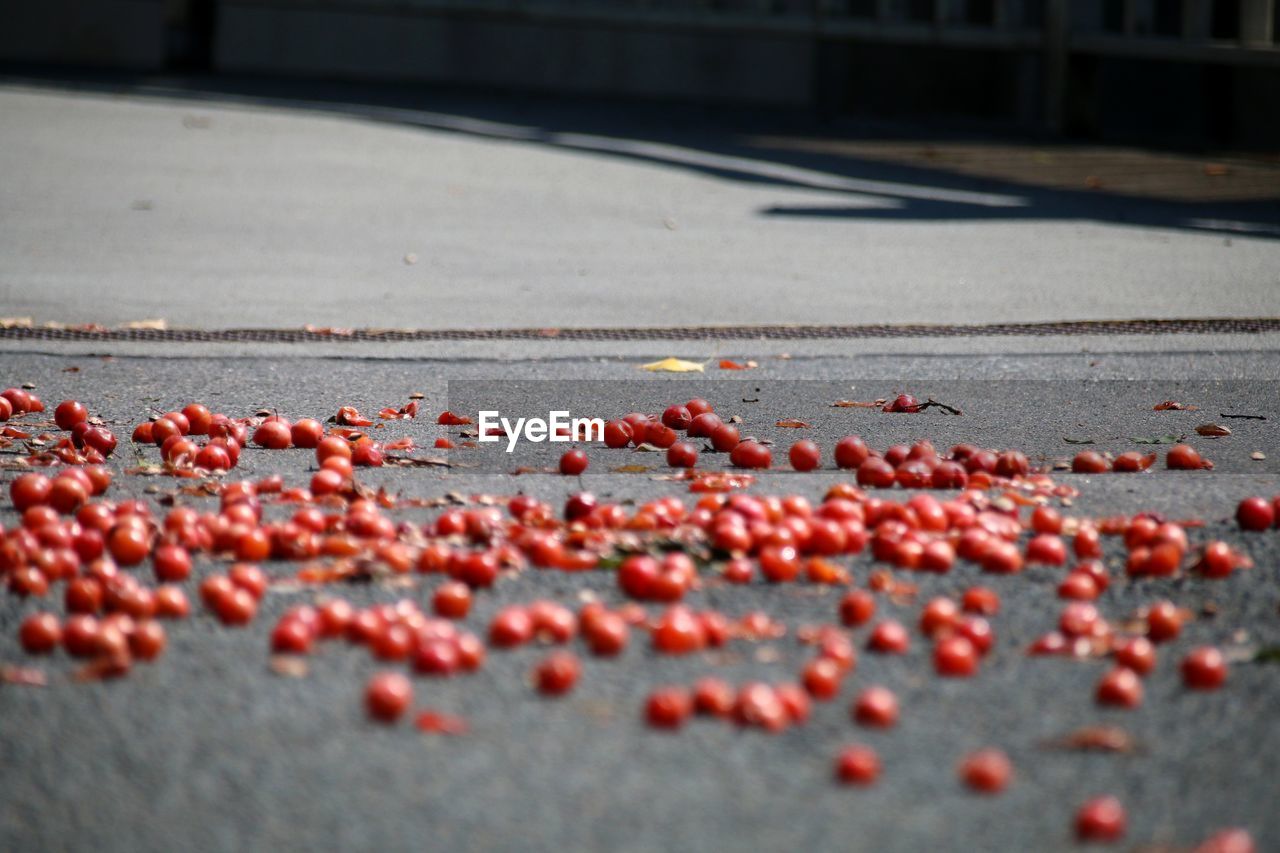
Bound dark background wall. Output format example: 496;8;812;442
1;0;1277;151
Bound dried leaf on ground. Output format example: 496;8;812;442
640;357;705;373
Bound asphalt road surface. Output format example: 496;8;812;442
1;349;1278;852
1;76;1279;331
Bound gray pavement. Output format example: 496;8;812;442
1;79;1278;332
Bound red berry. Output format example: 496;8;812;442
851;686;898;728
729;441;771;469
834;436;870;469
856;458;896;489
585;612;628;656
559;449;588;476
1146;601;1183;643
710;424;740;453
788;440;820;472
290;418;324;448
661;405;692;431
432;581;472;619
54;400;89;430
962;586;1000;615
1181;646;1227;690
1025;533;1067;565
1236;496;1275;531
533;651;581;696
666;442;698;468
693;677;735;717
603;419;633;448
867;620;909;654
835;745;881;786
490;607;534;648
153;544;192;582
958;748;1012;793
1110;636;1155;676
129;620;167;661
19;612;61;653
1167;443;1210;470
253;420;292;449
1058;571;1100;601
920;597;960;637
365;672;412;722
645;686;693;729
839;590;876;627
934;635;979;677
802;657;843;700
1075;796;1127;842
11;473;52;511
1096;667;1143;708
685;398;713;417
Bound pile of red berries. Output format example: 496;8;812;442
0;388;1271;848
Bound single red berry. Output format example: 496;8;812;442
490;607;534;648
920;597;960;638
253;420;292;449
1146;601;1183;643
839;590;876;627
693;677;735;717
666;442;698;468
934;635;979;677
661;405;692;431
1058;571;1100;601
1075;796;1127;843
866;620;909;654
1236;496;1274;531
559;449;588;476
432;581;472;619
129;620;167;661
834;436;870;469
1113;636;1156;676
1167;443;1210;470
958;748;1012;793
290;418;324;449
729;441;771;469
710;424;740;453
153;544;192;582
365;672;412;723
788;440;820;472
54;400;89;431
585;612;628;657
835;744;881;786
851;686;898;728
19;612;62;654
645;686;693;730
1096;667;1144;708
1181;646;1227;690
533;651;581;696
962;586;1000;615
802;657;843;700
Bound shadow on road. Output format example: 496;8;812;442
5;66;1280;239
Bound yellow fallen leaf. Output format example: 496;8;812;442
120;318;168;331
640;357;705;373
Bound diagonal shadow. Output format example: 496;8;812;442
4;66;1279;238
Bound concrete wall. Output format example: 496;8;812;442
0;0;167;69
213;3;815;106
